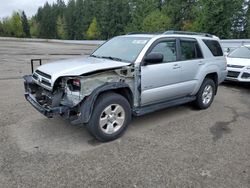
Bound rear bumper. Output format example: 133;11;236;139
24;93;69;118
219;70;228;84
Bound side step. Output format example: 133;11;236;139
133;96;196;116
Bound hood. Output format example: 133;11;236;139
36;56;130;84
226;57;250;67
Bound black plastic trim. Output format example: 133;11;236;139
133;96;196;116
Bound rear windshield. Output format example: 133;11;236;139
203;40;223;56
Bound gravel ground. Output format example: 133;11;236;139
0;40;249;188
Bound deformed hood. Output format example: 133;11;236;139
36;56;130;83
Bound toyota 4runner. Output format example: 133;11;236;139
24;31;227;142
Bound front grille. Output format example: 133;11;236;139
242;73;250;79
227;71;240;78
41;79;51;87
32;73;38;80
36;70;51;79
227;64;244;69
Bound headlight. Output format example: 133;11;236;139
246;66;250;70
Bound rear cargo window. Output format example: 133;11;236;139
203;40;223;56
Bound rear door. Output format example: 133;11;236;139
177;38;204;94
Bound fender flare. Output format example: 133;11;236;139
72;82;132;124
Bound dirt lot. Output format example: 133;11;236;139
0;40;249;188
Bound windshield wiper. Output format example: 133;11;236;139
90;55;125;62
90;54;102;58
100;56;123;62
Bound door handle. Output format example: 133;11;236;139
198;61;205;65
173;64;181;69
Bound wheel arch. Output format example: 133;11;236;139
204;72;218;94
72;82;133;124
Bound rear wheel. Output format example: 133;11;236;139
194;78;216;109
86;92;131;142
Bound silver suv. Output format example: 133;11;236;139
24;31;227;142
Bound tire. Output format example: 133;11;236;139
194;78;216;109
86;92;131;142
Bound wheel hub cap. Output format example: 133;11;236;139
99;104;125;134
202;85;213;105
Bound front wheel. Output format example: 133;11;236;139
86;92;131;142
194;78;216;109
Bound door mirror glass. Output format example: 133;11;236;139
143;52;164;65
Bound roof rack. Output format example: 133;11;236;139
164;30;213;38
126;32;162;35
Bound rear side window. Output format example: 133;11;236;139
203;39;223;56
180;39;203;61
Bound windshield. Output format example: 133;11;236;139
91;36;150;63
228;46;250;59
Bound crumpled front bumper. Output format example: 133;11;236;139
24;93;69;118
24;75;69;118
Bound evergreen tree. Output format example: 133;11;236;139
36;2;57;38
56;16;67;39
194;0;244;38
74;0;85;39
162;0;197;30
142;10;171;32
10;11;24;37
86;17;100;40
96;0;131;39
65;0;76;39
0;21;3;36
29;17;39;37
1;0;248;39
126;0;159;32
21;11;31;37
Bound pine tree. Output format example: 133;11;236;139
162;0;197;30
142;10;171;32
194;0;244;38
10;11;24;37
56;16;67;39
29;17;39;37
65;0;76;39
126;0;159;32
86;17;100;40
21;11;31;37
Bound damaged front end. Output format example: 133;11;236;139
24;75;74;119
24;65;135;124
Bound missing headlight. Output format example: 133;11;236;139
67;79;81;91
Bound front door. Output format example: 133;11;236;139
140;39;183;106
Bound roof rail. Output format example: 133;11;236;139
126;32;162;35
164;30;213;38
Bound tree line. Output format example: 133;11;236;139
1;0;250;40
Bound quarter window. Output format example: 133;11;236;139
203;39;223;57
180;39;203;60
150;40;177;63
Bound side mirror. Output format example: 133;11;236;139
143;52;164;65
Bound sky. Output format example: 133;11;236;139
0;0;68;19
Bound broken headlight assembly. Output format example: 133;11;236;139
67;78;81;91
62;78;83;107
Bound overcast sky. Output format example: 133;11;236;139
0;0;68;19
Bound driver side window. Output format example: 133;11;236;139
150;40;177;63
